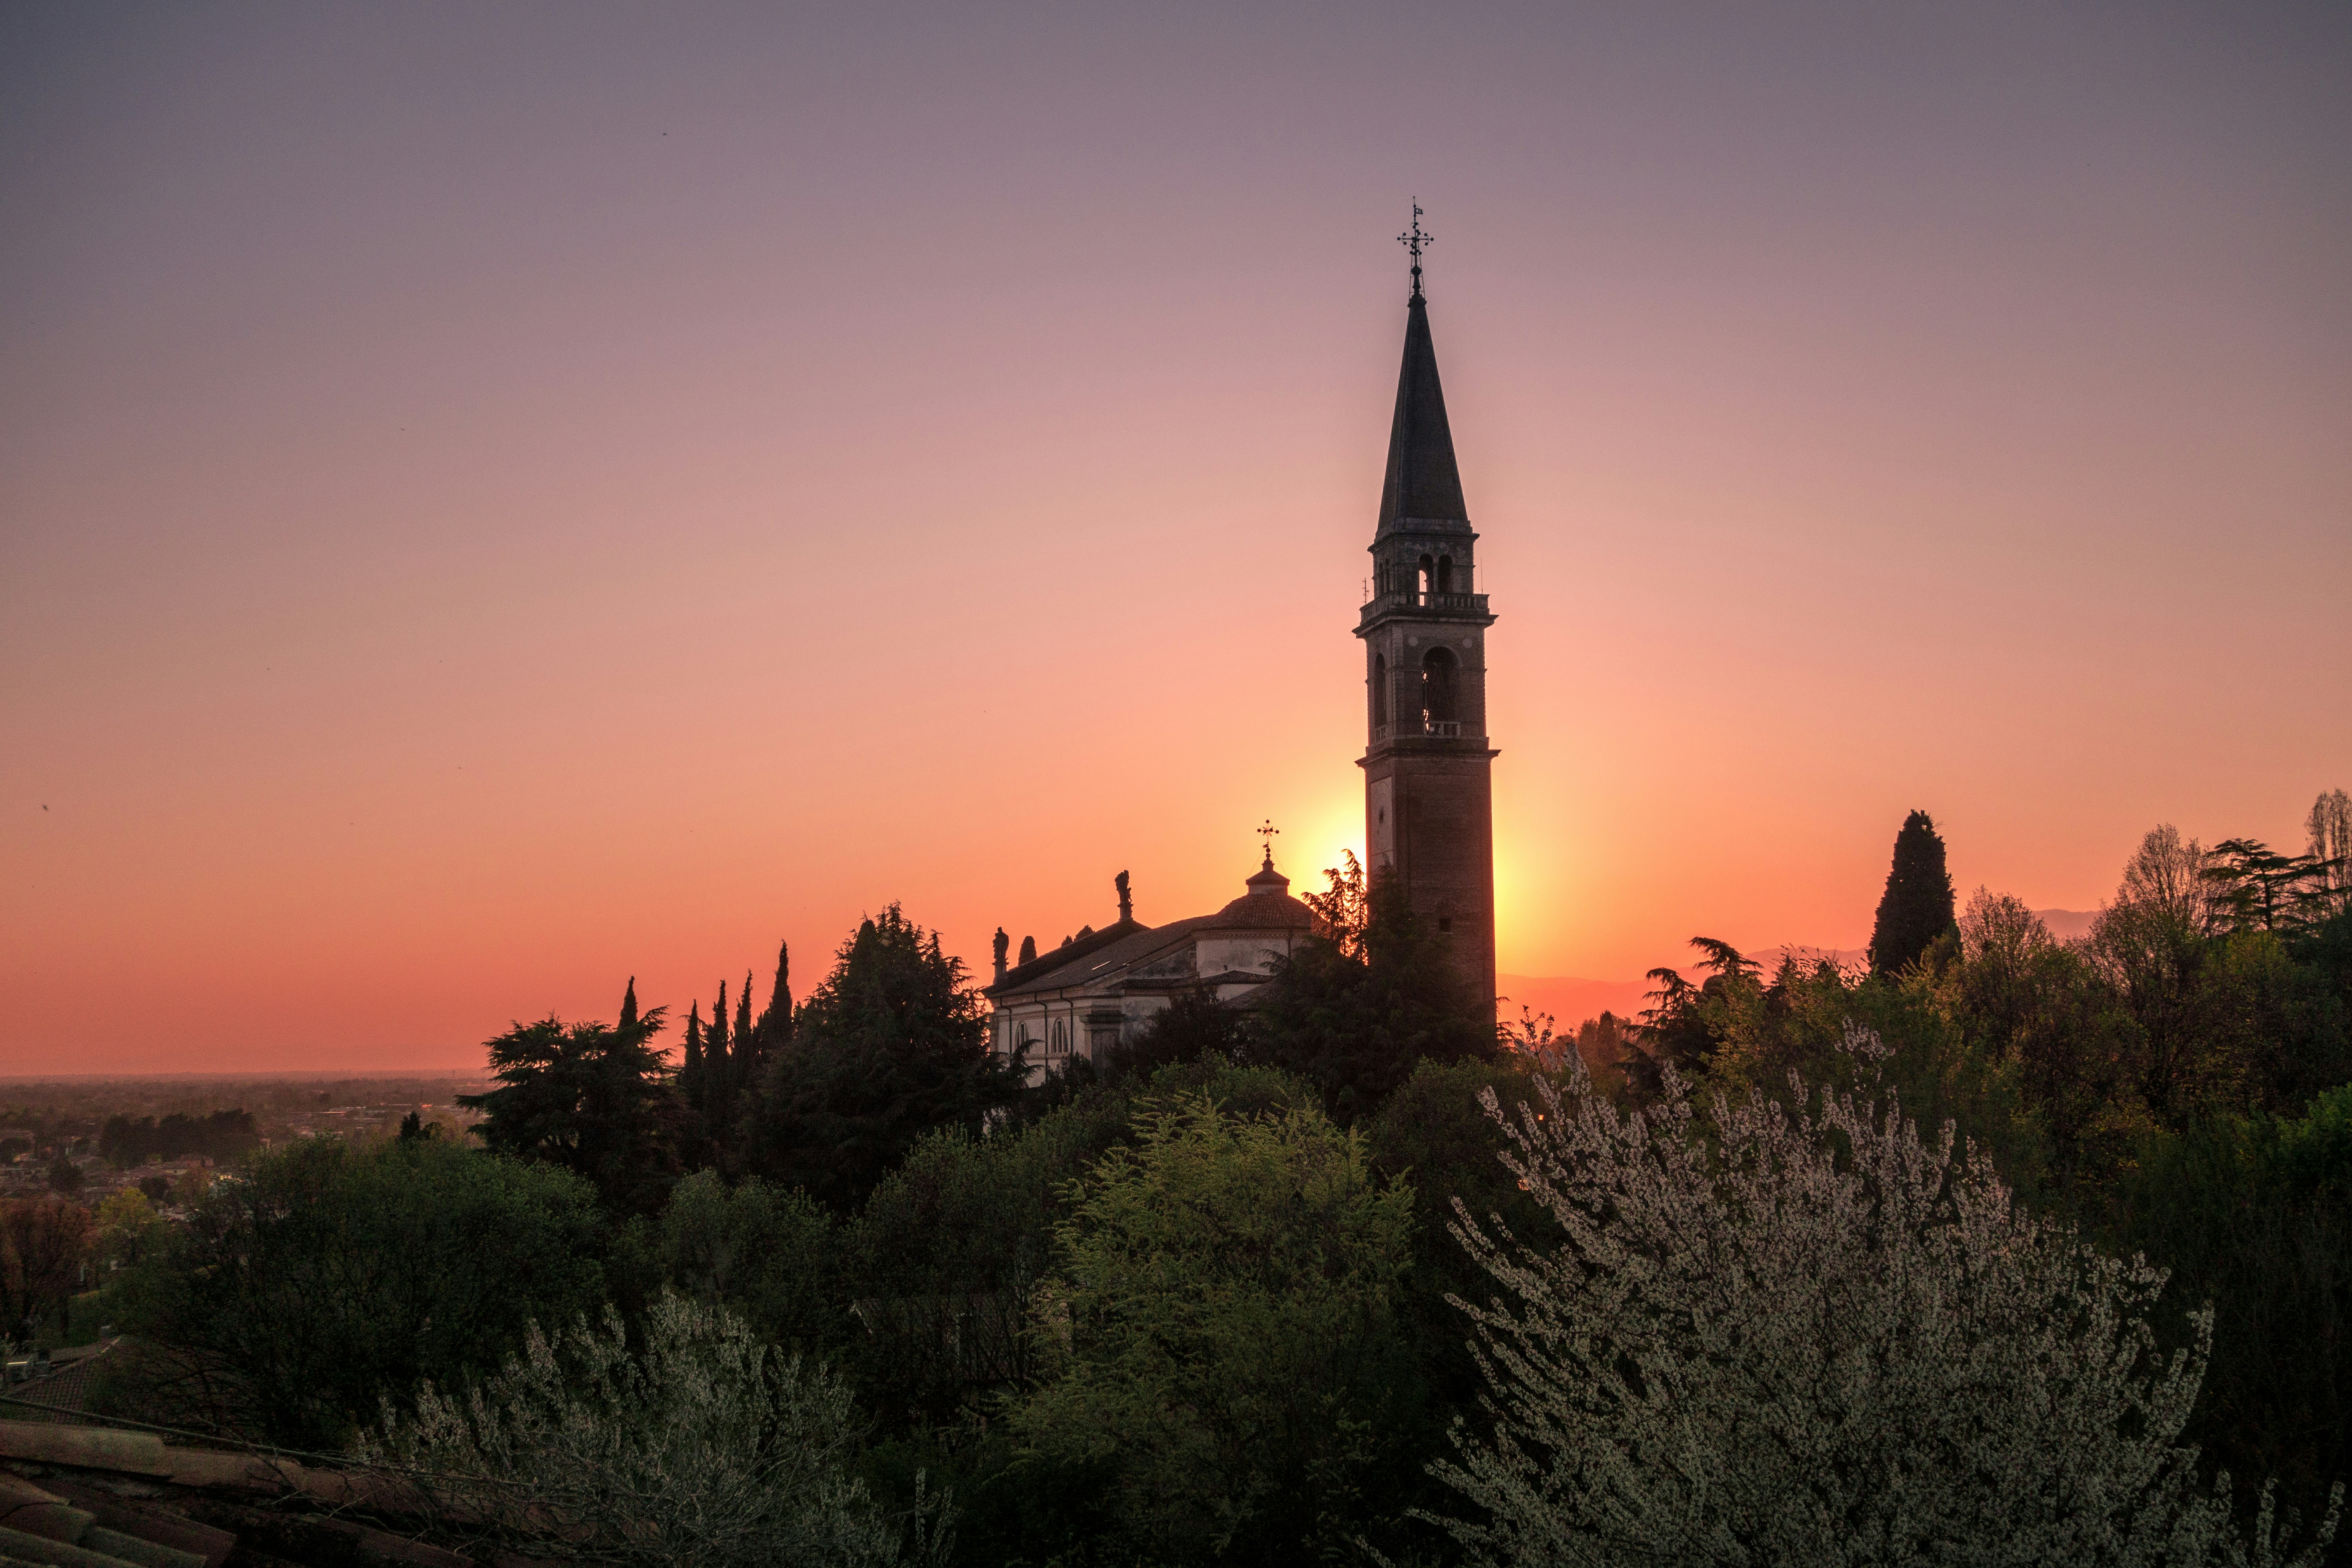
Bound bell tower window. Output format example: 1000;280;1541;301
1372;653;1388;726
1417;553;1434;602
1421;646;1459;728
1436;554;1454;593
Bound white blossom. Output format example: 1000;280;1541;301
1425;1040;2340;1567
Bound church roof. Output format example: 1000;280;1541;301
1375;291;1469;537
985;861;1316;999
987;916;1215;999
991;917;1145;992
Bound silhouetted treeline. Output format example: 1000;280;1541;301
78;790;2352;1566
97;1109;258;1168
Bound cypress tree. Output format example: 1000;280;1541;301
706;980;732;1131
732;971;756;1101
618;976;639;1032
754;940;793;1054
680;1002;704;1111
1868;809;1958;976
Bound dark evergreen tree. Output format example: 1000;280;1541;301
1019;934;1038;966
2204;839;2337;935
1624;937;1762;1097
705;979;732;1131
680;1002;705;1115
1868;809;1958;976
747;905;1019;1210
732;971;755;1103
753;940;793;1058
618;976;639;1032
461;997;680;1214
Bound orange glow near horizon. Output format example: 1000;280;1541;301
3;6;2349;1073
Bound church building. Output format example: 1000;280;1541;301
985;225;1498;1072
983;858;1316;1073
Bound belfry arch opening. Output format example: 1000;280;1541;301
1421;645;1459;729
1436;554;1455;593
1417;553;1434;601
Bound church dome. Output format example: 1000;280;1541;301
1213;857;1317;930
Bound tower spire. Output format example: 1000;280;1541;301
1377;221;1467;538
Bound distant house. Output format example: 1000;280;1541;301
983;859;1314;1078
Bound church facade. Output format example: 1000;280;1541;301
984;249;1498;1070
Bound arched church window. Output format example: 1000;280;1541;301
1372;653;1388;726
1422;646;1459;726
1436;554;1455;593
1417;553;1434;602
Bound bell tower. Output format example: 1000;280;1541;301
1356;211;1498;1013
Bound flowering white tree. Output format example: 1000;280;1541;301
1426;1028;2340;1568
360;1293;946;1568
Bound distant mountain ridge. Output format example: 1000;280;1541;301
1501;910;2100;1029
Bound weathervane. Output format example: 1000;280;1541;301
1257;818;1280;866
1397;202;1432;297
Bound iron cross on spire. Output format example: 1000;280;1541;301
1397;202;1433;297
1257;818;1280;867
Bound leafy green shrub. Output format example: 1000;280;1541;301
844;1057;1318;1431
363;1293;943;1568
659;1169;841;1356
1011;1093;1415;1564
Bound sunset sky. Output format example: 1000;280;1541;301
5;4;2348;1073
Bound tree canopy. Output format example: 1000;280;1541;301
104;1136;609;1448
1011;1093;1415;1564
